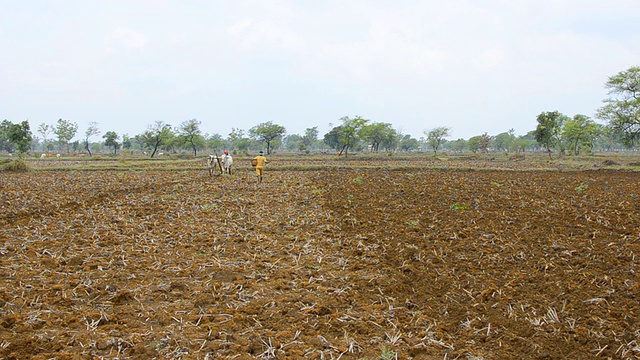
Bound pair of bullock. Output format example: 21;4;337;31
207;151;233;176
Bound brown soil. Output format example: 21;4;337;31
1;161;639;359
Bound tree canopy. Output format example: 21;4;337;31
493;130;516;152
53;118;79;153
597;66;640;146
103;131;120;155
228;128;252;153
207;133;224;153
360;122;397;152
302;127;319;151
534;111;568;157
178;119;205;157
324;116;368;156
398;134;419;151
0;120;13;152
425;126;451;154
562;115;600;155
141;121;173;158
249;122;286;155
2;120;33;155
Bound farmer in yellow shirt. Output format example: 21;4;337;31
252;150;268;184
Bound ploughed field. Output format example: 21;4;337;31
1;158;639;359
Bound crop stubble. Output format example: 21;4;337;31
1;167;639;359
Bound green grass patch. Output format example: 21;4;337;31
2;157;31;172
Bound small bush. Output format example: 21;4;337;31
575;183;589;192
406;219;419;226
450;203;470;210
379;346;397;360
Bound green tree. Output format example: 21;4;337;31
595;125;625;151
494;129;516;152
6;120;33;155
0;120;12;152
329;116;368;156
133;134;146;153
425;126;451;154
450;138;467;153
302;126;319;150
323;126;346;153
103;131;120;155
228;128;251;153
141;121;174;158
121;134;132;150
468;136;481;152
283;134;304;152
518;131;539;152
207;133;225;153
596;66;640;147
468;133;491;153
398;134;419;151
381;131;398;152
53;118;79;153
360;122;397;152
249;121;286;155
533;111;568;157
178;118;205;157
562;115;601;155
84;122;100;157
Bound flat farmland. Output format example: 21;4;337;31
1;155;639;359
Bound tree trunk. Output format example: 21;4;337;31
85;141;92;157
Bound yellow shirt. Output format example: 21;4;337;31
254;155;268;168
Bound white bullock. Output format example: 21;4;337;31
207;155;221;176
221;154;233;175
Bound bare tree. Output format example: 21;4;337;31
84;122;100;157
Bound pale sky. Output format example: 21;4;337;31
1;0;639;141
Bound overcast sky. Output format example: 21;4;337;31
1;0;639;141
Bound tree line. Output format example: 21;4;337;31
2;66;639;157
